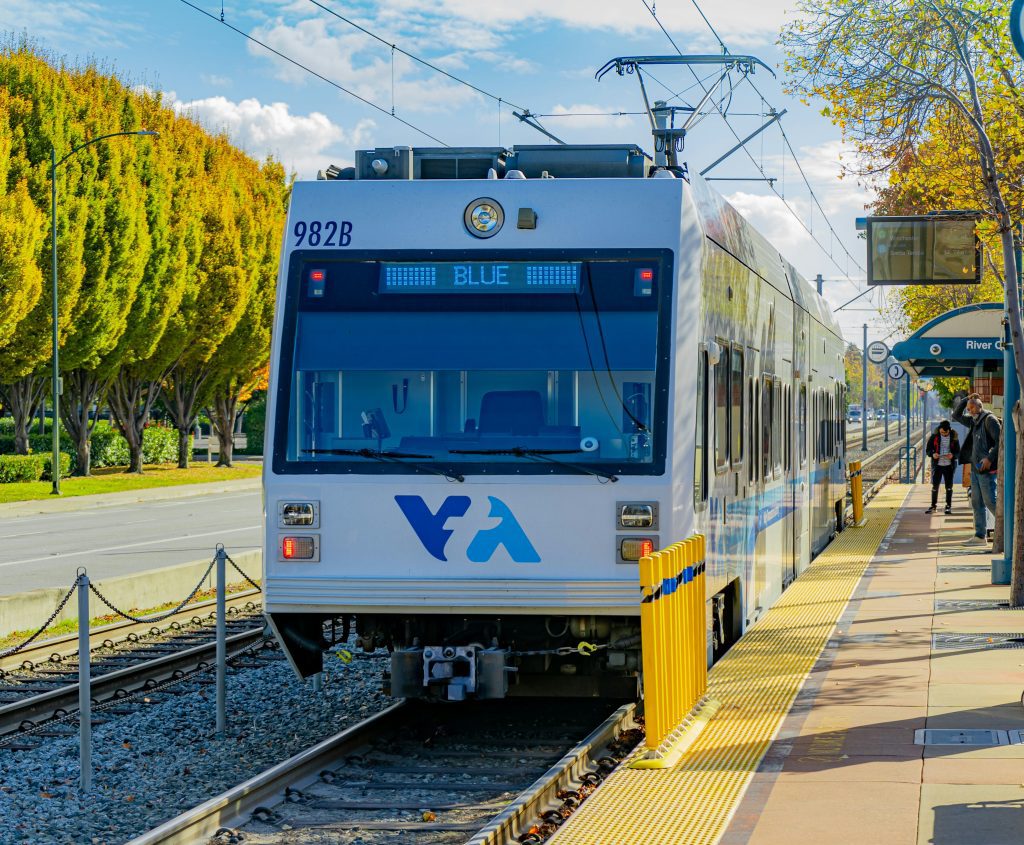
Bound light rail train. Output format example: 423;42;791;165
263;142;847;700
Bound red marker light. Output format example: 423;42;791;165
640;539;654;558
310;269;325;282
282;537;296;559
639;269;654;281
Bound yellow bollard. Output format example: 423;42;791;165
666;545;678;731
678;539;691;714
684;540;700;704
639;551;659;750
653;550;668;746
697;534;708;697
674;543;686;726
850;460;864;526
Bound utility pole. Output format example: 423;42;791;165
862;324;868;452
884;360;890;442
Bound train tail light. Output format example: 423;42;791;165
282;536;316;560
620;537;656;561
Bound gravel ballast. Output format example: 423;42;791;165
0;644;387;845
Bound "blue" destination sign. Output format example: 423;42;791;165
379;262;582;294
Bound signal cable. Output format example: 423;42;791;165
173;0;449;146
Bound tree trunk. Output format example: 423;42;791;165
166;366;208;470
206;388;240;469
59;369;106;477
0;375;47;455
107;369;163;476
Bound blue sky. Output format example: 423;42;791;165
1;0;891;343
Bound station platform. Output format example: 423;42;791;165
552;484;1024;845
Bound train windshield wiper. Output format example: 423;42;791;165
302;448;464;482
448;446;618;483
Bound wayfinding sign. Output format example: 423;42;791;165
867;341;890;364
888;362;906;380
867;216;981;286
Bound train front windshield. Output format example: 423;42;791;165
274;252;670;477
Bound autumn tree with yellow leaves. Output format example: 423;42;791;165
0;40;287;476
783;0;1024;603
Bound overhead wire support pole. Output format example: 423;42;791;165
699;109;787;176
77;568;91;791
862;324;868;452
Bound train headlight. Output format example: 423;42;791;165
618;503;656;529
279;501;319;528
464;198;504;238
281;536;319;561
620;537;655;561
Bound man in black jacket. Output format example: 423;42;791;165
952;393;1001;545
925;420;960;515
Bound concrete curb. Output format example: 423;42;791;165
0;550;263;640
0;476;261;519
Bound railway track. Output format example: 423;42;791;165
127;699;641;845
0;591;270;747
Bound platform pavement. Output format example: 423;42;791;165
719;483;1024;845
550;484;1024;845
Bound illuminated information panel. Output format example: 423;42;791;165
380;261;583;294
867;216;981;285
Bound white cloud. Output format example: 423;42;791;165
0;0;140;48
168;93;373;177
201;73;233;88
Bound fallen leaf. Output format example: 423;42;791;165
422;811;437;822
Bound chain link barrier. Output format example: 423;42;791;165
225;555;261;592
88;558;217;624
0;579;79;660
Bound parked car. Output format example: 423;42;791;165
888;412;905;422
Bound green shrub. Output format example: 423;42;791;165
0;420;186;468
0;454;44;483
40;452;72;481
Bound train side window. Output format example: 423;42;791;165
799;384;807;467
751;377;759;485
694;351;708;505
762;374;772;481
714;342;730;473
772;377;782;476
731;347;744;468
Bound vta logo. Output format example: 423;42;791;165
394;495;540;563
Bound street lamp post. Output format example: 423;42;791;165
50;130;158;495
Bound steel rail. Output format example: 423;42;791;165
1;588;261;675
0;626;267;738
126;701;639;845
124;702;409;845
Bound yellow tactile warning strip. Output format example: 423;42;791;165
550;485;911;845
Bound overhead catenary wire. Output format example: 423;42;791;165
306;0;530;113
636;0;869;285
173;0;449;146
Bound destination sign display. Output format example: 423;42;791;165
867;216;981;286
379;262;583;294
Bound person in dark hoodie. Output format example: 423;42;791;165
925;419;960;515
952;393;1001;545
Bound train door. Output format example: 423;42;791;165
795;378;811;573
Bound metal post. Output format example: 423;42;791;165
78;568;91;790
653;101;668;167
921;390;928;482
905;375;912;483
312;672;323;693
816;273;824;296
995;224;1022;585
862;324;868;451
50;147;61;496
215;545;227;735
884;363;890;442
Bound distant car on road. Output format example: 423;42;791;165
875;409;886;420
888;412;905;422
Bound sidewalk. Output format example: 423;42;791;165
721;484;1024;845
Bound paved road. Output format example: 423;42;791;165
0;490;261;595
